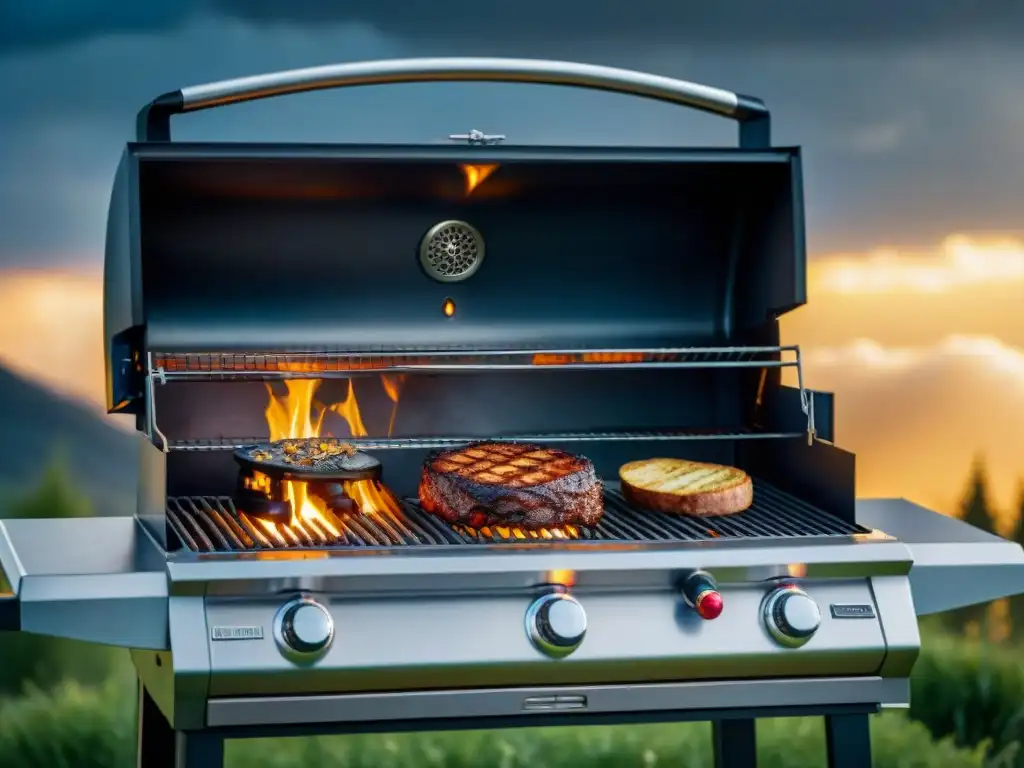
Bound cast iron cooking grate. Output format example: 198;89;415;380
165;481;870;553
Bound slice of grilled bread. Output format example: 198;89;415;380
619;458;753;517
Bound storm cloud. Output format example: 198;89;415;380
0;5;1022;268
2;0;1023;53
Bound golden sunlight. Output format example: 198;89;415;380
809;234;1024;294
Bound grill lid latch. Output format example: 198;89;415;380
449;129;505;145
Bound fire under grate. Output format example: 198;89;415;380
166;481;871;553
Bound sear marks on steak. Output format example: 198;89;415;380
418;442;604;530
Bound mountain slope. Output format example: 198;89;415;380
0;364;138;515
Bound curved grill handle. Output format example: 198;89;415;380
137;57;771;148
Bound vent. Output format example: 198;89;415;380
419;220;485;283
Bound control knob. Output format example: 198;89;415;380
526;593;587;658
762;586;821;648
274;597;335;660
681;571;724;620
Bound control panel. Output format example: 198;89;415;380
201;575;895;698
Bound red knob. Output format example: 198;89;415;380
695;589;724;620
682;571;724;620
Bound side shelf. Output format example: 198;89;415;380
0;517;169;649
856;498;1024;615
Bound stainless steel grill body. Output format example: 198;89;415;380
1;57;1023;768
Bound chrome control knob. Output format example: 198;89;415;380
526;593;587;658
762;586;821;648
274;597;334;660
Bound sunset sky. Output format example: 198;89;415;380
0;2;1022;526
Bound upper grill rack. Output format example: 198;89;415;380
165;481;871;553
150;345;803;381
167;428;806;452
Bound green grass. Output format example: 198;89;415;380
0;674;992;768
911;633;1024;761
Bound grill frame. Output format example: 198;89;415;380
165;481;871;554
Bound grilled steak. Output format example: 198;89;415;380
418;442;604;529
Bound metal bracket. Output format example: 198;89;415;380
449;129;506;145
793;346;817;445
145;353;170;454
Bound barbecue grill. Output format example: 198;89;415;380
2;57;1024;768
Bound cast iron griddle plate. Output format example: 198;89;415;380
234;438;382;481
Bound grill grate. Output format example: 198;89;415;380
166;481;869;553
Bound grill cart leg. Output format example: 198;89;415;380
713;718;758;768
138;683;174;768
825;714;872;768
138;682;225;768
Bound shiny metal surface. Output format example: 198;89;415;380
869;576;920;677
857;498;1024;615
176;58;744;119
273;597;334;662
205;676;909;728
449;130;505;145
0;517;168;649
762;586;820;648
200;580;889;698
419;220;486;283
526;593;587;658
164;540;911;597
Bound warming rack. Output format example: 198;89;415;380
144;345;817;448
149;345;804;381
166;429;807;452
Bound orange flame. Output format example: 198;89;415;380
326;379;368;439
380;374;406;437
453;524;581;540
261;377;403;541
532;352;648;366
459;164;499;195
264;380;333;534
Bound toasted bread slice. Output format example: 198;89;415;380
619;458;753;517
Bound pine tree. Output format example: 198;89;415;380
960;456;995;534
947;457;997;636
1013;481;1024;548
7;451;93;521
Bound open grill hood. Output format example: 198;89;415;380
104;144;805;407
